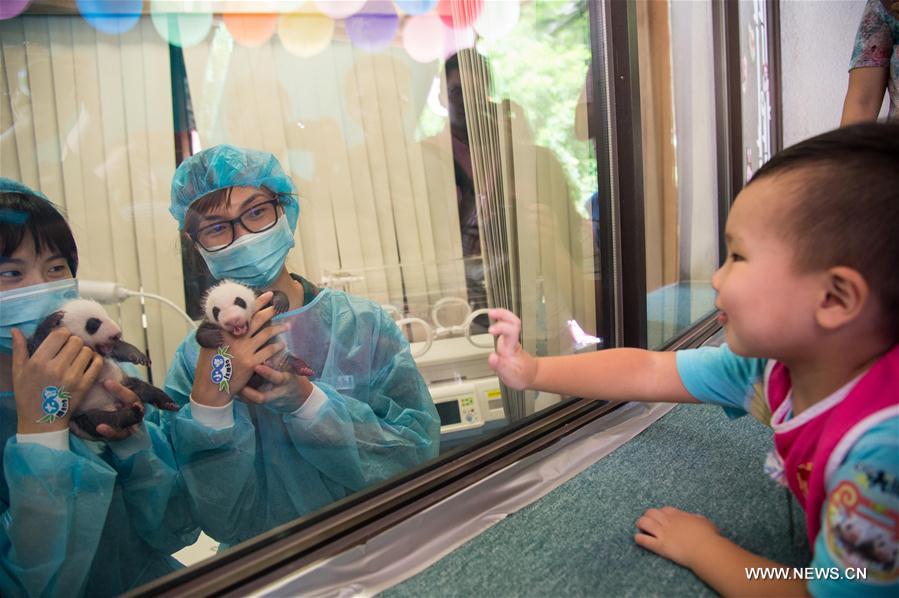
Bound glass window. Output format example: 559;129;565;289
0;0;603;591
637;0;720;348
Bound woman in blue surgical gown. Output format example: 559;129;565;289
0;178;198;597
164;145;440;545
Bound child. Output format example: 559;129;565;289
487;123;899;596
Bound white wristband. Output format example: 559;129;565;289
190;395;235;430
17;429;70;452
290;384;328;420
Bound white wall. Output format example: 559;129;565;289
780;0;889;146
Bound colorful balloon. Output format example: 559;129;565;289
150;2;213;47
223;13;279;47
436;0;482;30
473;0;519;40
314;0;365;19
279;11;334;57
394;0;437;16
346;1;399;52
75;0;142;35
0;0;31;21
402;13;444;63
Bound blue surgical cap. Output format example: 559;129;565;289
0;177;51;203
0;177;59;225
169;144;300;232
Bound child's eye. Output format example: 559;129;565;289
729;252;744;262
0;270;22;279
48;264;69;276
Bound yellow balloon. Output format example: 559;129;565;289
279;11;334;57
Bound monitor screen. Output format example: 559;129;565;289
435;401;462;426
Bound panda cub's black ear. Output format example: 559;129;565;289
27;311;65;356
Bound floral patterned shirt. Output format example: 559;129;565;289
850;0;899;121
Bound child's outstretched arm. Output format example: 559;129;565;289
487;308;698;404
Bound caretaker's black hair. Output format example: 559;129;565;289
0;191;78;275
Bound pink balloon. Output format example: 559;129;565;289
0;0;31;20
436;0;483;30
403;13;444;63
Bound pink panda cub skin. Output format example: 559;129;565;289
27;299;179;438
196;280;314;390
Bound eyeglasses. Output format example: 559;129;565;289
193;199;280;252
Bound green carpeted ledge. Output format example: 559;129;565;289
384;404;812;597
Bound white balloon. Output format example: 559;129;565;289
314;0;366;19
403;13;444;63
473;0;519;40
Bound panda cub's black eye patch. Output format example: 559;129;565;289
212;307;221;321
86;317;102;335
234;297;247;309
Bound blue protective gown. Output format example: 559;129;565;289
0;395;199;598
165;277;440;545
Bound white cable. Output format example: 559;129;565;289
124;290;198;329
78;280;196;329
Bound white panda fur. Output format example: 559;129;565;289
57;300;128;415
28;299;178;438
197;280;314;386
203;280;258;337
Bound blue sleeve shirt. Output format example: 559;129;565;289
676;345;899;595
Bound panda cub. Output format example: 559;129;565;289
28;299;179;439
197;280;314;391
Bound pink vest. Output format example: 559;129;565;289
769;344;899;549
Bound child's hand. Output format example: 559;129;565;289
634;506;720;568
487;308;537;390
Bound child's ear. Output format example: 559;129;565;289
816;266;868;330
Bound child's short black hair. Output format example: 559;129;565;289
0;191;79;275
750;122;899;338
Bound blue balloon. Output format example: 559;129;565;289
395;0;437;16
76;0;142;35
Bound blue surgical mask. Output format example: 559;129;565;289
199;216;294;289
0;279;79;354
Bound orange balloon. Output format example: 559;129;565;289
223;13;279;47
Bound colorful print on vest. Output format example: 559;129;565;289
767;344;899;550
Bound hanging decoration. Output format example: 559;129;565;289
223;13;279;47
473;0;519;40
279;10;335;57
0;0;32;21
394;0;437;16
402;12;444;63
56;0;519;61
150;2;213;47
346;1;400;53
75;0;142;35
436;0;483;30
314;0;365;19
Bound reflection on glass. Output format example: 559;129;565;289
1;0;600;591
638;0;719;348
